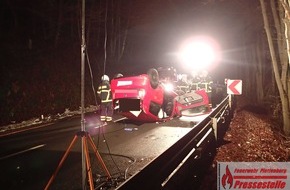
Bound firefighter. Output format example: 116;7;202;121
177;74;190;92
97;75;113;122
199;70;213;107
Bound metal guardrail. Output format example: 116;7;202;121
116;95;234;190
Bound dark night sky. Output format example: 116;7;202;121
124;0;260;81
1;0;260;75
0;0;262;124
0;0;263;90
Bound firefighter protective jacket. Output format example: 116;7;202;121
97;81;112;103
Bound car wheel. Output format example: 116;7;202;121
147;68;159;89
114;73;123;79
198;105;207;113
165;101;174;116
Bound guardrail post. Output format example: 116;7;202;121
211;117;217;140
229;95;232;109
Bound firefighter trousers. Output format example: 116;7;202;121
100;102;113;121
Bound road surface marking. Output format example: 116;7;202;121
0;144;46;160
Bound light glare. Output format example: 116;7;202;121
163;83;174;91
179;36;220;71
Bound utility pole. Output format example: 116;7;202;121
80;0;86;189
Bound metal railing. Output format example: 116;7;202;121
116;95;233;190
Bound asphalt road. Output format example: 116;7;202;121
0;112;201;190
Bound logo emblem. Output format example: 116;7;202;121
221;165;233;189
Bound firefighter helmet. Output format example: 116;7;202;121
101;75;109;81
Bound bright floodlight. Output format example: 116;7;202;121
179;36;220;71
163;83;174;92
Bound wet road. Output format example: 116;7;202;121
0;113;201;190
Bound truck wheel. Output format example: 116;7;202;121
147;68;159;89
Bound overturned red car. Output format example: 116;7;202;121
110;68;210;122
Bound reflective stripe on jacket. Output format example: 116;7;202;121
97;81;112;102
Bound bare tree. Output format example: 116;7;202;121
260;0;290;135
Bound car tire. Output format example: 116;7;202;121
165;101;174;116
147;68;159;89
114;73;123;79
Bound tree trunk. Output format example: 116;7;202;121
118;19;129;63
280;0;290;68
260;0;290;135
280;0;290;102
272;0;288;93
54;0;64;48
256;42;264;103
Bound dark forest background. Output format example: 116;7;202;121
0;0;279;126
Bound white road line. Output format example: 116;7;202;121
0;123;54;137
113;117;127;123
0;144;46;161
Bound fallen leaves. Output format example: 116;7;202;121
216;108;288;162
199;96;289;189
